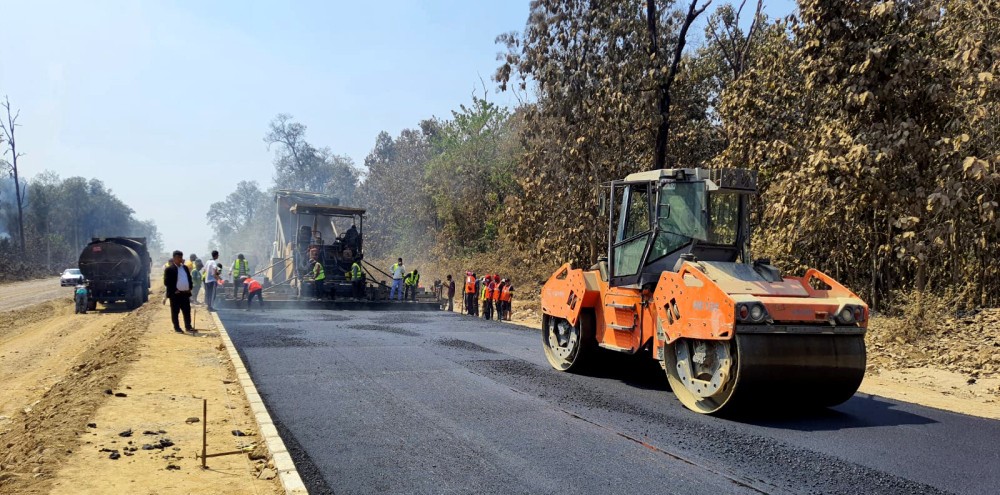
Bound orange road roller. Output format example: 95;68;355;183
540;168;867;414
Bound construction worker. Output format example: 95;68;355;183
493;277;505;321
404;269;420;302
349;260;365;298
482;275;495;320
500;279;513;321
474;274;483;316
445;274;455;312
389;258;405;301
204;250;222;312
308;258;326;299
191;260;203;304
243;276;264;311
464;271;476;315
74;282;89;314
231;254;250;300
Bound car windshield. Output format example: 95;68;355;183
66;269;81;275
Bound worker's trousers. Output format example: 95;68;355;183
246;289;264;310
204;281;217;311
233;276;247;299
390;278;403;300
169;292;192;330
75;293;88;314
484;299;494;320
465;293;475;315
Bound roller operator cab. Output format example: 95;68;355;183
540;168;868;414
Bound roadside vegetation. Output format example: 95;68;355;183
0;171;162;284
211;1;999;335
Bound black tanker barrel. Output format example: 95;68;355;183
79;239;144;281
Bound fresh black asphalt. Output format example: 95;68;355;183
219;308;1000;495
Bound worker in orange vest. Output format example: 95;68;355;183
243;276;264;311
464;271;477;316
491;274;503;320
483;275;497;320
499;279;513;321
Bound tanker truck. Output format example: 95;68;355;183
78;237;152;310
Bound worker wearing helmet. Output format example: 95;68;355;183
482;275;496;320
231;254;250;300
493;275;503;320
404;269;420;302
349;261;365;299
464;271;477;315
243;276;264;311
308;257;326;299
495;279;506;321
500;279;513;321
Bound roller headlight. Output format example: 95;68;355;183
834;305;865;325
737;303;768;323
839;307;855;324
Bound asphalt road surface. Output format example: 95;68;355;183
219;309;1000;495
0;277;68;312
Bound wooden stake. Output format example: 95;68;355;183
201;398;208;469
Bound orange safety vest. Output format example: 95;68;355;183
500;285;512;302
492;284;502;301
246;278;262;293
465;275;476;294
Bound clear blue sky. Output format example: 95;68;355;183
0;0;795;254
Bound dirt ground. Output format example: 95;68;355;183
0;277;69;312
478;294;1000;420
0;293;281;494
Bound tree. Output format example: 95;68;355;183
496;0;723;264
424;97;520;255
1;96;26;254
356;128;436;259
205;180;272;263
647;0;712;169
0;171;163;280
714;0;1000;310
264;114;360;200
705;0;763;80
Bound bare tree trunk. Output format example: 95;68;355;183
646;0;711;170
1;96;26;255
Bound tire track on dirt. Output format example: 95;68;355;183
0;299;157;493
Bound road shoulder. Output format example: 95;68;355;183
0;295;282;494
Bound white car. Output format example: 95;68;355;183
60;268;85;286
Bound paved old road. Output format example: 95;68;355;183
220;309;999;495
0;277;68;312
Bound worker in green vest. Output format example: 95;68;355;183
231;254;250;300
309;258;326;299
403;269;420;302
349;261;365;299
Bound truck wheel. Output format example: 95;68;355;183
126;286;141;309
542;311;596;372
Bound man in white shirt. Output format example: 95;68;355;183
203;250;221;312
389;258;405;301
164;250;194;333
